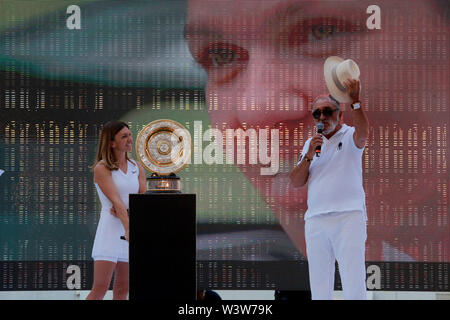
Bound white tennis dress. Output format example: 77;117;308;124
91;159;139;263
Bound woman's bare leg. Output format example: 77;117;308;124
86;260;116;300
112;261;129;300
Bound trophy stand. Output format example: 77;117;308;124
129;119;196;300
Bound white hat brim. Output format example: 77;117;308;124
324;56;358;103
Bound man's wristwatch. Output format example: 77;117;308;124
351;101;361;110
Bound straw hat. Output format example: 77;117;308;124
324;56;360;103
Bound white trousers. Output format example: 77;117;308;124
305;210;367;300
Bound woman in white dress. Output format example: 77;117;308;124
86;120;146;300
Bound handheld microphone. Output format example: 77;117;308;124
316;122;324;157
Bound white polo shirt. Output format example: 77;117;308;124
298;124;367;220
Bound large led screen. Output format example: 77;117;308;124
0;0;448;291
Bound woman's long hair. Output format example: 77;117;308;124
90;120;131;171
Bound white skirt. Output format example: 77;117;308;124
92;210;129;263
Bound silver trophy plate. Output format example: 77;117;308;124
136;119;192;176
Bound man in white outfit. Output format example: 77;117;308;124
289;61;370;299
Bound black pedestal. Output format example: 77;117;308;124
129;193;196;300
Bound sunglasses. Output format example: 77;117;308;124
312;107;338;119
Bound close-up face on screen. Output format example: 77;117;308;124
0;0;448;293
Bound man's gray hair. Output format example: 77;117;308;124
312;94;340;110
